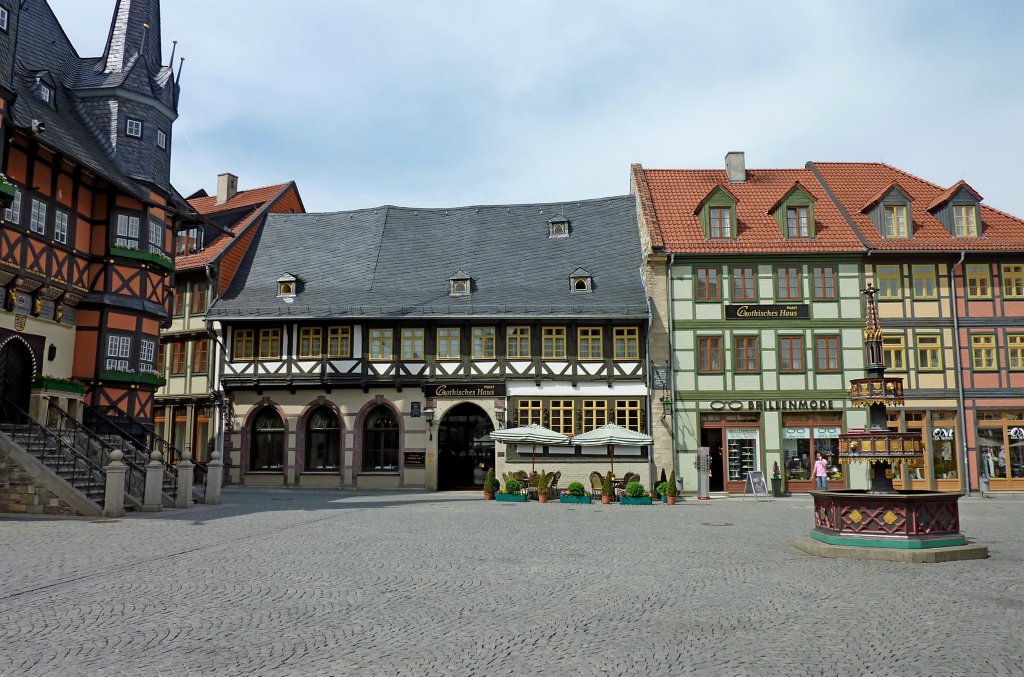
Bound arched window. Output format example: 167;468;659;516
306;407;340;471
363;405;399;471
250;408;285;471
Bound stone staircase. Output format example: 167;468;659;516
2;424;106;502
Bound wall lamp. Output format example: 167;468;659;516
423;407;435;440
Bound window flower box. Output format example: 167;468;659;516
560;494;592;504
0;178;16;210
32;376;85;395
495;493;528;503
99;369;166;387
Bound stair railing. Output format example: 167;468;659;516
45;399;146;504
81;403;178;497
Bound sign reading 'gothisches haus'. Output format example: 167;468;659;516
725;304;810;320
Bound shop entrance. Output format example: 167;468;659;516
438;403;494;490
700;428;724;492
0;339;33;422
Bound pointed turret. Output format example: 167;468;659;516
101;0;163;75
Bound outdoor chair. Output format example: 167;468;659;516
545;471;558;499
527;472;540;499
589;471;604;499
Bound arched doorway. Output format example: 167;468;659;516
0;338;33;423
438;403;494;490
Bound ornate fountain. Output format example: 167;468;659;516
798;285;986;560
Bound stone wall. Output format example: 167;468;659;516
0;448;79;515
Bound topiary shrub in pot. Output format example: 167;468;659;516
536;470;550;503
665;470;678;505
601;472;614;504
562;481;591;504
482;467;499;500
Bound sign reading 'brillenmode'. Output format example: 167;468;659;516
725;304;810;320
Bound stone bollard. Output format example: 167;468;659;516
205;450;224;505
102;450;126;518
175;451;194;509
143;450;164;512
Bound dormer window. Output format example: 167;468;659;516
953;205;978;237
570;268;592;293
126;118;143;138
277;273;297;303
861;183;913;239
709;207;732;238
549;217;569;238
883;205;908;238
771;182;816;239
450;270;471;296
695;185;738;240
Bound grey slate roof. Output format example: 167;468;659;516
0;1;177;201
208;195;649;320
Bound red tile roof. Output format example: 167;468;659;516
810;163;1024;251
636;167;864;254
176;183;292;270
925;178;982;212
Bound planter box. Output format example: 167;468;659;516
32;377;85;395
0;181;16;209
560;494;592;504
495;493;528;503
620;496;653;505
110;245;176;272
98;369;166;387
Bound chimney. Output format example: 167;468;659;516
725;152;746;183
216;173;238;205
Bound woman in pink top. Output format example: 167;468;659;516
813;453;829;490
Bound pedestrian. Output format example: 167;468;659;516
813;453;829;490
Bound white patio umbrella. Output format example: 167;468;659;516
489;424;569;472
571;424;653;475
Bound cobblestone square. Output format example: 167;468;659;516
0;490;1021;676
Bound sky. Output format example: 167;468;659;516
48;1;1024;216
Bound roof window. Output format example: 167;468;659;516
277;273;297;303
570;267;592;293
450;270;472;296
0;8;9;32
549;217;569;238
39;83;51;104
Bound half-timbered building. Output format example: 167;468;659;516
155;174;304;466
0;0;181;425
207;196;654;491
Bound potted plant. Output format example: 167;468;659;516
561;481;591;504
656;480;668;503
496;477;528;502
621;481;653;505
601;472;614;504
665;470;678;505
0;174;16;211
536;470;550;503
771;462;785;498
482;467;499;500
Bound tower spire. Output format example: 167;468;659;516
101;0;163;74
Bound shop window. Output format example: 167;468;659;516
875;265;902;299
362;406;399;472
815;335;841;372
783;424;841;482
733;336;759;372
327;327;351;358
581;400;608;432
369;328;393;361
516;399;542;427
916;335;942;371
472;327;496;359
811;266;836;300
250;408;285;471
190;283;208;315
883;205;909;238
776;266;801;301
542;327;566;359
577;327;603;360
436;327;460;359
709;207;732;238
695;267;720;301
169;341;187;374
506;326;531;358
614;399;642;432
258;329;281;360
778;336;804;372
233;329;254;360
977;428;1010;480
1007;334;1024;371
192;340;209;374
697;336;723;373
306;407;340;472
726;430;759;483
1002;264;1024;298
966;264;991;299
911;265;937;299
731;266;756;301
549;400;574;435
953;205;978;237
882;335;906;371
401;327;424;360
971;334;997;371
613;327;639;359
299;327;322;358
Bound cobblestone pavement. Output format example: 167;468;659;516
0;490;1022;677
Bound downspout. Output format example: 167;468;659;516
204;264;227;476
668;253;677;483
643;263;655;491
949;251;969;496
